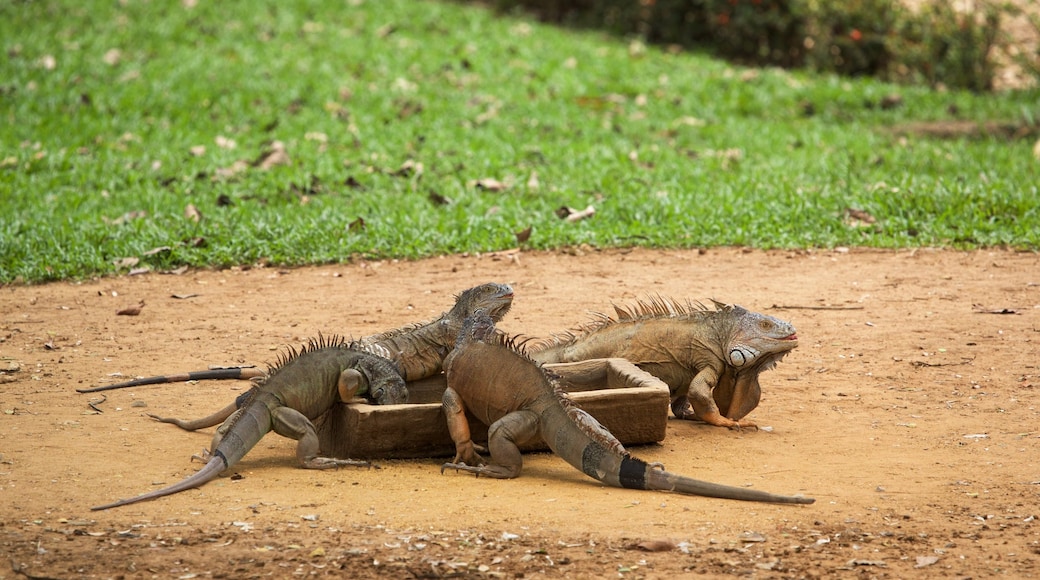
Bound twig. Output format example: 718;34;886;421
910;356;975;368
87;394;106;413
770;304;864;311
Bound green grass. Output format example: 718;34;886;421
2;0;1038;284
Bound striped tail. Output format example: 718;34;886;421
78;367;262;393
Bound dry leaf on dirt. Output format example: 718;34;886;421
116;301;145;316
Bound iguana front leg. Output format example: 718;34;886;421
270;406;370;468
441;386;484;467
680;366;758;430
442;410;539;479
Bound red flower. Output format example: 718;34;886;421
850;29;863;42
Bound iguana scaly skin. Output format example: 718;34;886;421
77;282;514;394
92;336;407;510
357;282;514;381
440;312;814;504
528;297;798;429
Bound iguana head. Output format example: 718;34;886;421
449;283;514;324
355;356;409;405
713;302;797;420
717;301;798;369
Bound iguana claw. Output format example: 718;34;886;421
190;448;213;463
441;462;483;477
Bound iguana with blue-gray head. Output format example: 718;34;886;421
440;311;814;504
92;335;407;510
527;297;799;429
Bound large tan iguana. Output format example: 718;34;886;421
527;297;798;429
84;283;514;433
92;335;407;510
78;282;515;393
440;311;814;504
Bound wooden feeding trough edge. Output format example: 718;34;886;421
315;358;672;460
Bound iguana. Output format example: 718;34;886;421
527;297;798;429
92;335;407;510
77;282;515;393
440;311;814;504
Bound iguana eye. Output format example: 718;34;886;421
371;387;385;400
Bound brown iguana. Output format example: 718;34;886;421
440;311;814;504
110;282;514;437
77;282;515;394
527;297;798;429
92;335;407;510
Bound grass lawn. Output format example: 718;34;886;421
2;0;1038;283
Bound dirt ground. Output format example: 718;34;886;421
1;247;1038;579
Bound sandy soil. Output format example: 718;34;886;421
1;247;1038;578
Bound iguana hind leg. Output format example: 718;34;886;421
148;400;238;431
270;407;370;469
442;410;539;479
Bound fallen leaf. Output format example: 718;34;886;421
103;210;147;226
189;145;206;157
514;226;532;244
391;160;422;177
171;293;199;299
253;141;290;169
556;205;596;222
142;246;172;256
347;217;366;232
474;178;507;192
184;204;202;222
215;135;237;149
428;191;452;205
112;257;139;268
214;160;249;179
116;301;145;316
102;49;121;66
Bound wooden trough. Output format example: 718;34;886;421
315;358;671;460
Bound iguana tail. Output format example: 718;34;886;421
92;393;275;510
543;405;814;504
91;454;226;510
78;367;264;393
